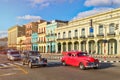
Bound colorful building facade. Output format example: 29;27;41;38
56;8;120;57
8;25;25;49
31;33;38;51
46;20;68;53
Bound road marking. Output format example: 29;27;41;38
14;64;28;74
0;64;8;67
14;62;23;66
0;73;16;77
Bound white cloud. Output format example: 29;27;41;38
40;2;50;8
0;31;8;38
84;0;120;7
29;0;74;8
73;8;113;20
17;15;42;21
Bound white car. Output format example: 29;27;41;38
7;51;21;61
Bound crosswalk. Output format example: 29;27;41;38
0;62;23;68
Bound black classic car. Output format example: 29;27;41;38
22;51;47;68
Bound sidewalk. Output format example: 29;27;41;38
41;53;120;63
97;57;120;63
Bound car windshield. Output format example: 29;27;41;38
10;52;19;55
29;51;40;56
77;52;87;56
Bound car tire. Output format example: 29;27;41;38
93;67;98;69
22;61;25;65
62;61;66;66
28;62;32;68
79;63;85;70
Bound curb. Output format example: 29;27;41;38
99;60;120;63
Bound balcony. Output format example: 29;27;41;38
107;32;115;36
80;35;86;39
46;33;56;37
88;34;94;38
73;36;78;39
57;37;71;41
47;40;55;43
97;33;104;37
38;32;44;34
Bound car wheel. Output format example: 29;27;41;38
43;64;47;67
62;61;66;66
28;62;32;68
79;63;85;70
22;61;25;65
93;67;98;69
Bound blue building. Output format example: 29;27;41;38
46;20;68;53
31;33;38;51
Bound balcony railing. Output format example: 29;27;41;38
97;33;104;37
88;34;94;38
73;36;78;39
57;37;71;40
46;33;56;37
38;32;45;34
80;35;86;38
107;32;115;36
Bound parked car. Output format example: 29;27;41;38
7;50;21;61
22;51;47;68
61;51;99;70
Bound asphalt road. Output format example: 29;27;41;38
0;54;120;80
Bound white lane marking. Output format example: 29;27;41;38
0;64;8;67
7;63;14;66
14;62;23;66
0;73;16;76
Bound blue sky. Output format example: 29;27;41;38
0;0;120;38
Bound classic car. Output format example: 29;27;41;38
22;51;47;68
61;51;99;70
7;50;21;61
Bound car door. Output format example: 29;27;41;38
65;53;72;65
70;54;78;66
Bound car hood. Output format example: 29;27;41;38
11;54;21;57
30;56;40;59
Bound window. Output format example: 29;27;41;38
75;30;78;37
109;23;115;33
89;27;94;35
99;25;103;34
58;33;60;39
81;28;85;36
68;31;71;38
63;32;66;39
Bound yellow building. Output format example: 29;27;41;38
8;25;25;49
56;8;120;57
17;36;26;50
38;22;49;53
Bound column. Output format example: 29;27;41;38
55;43;58;53
72;42;74;50
66;42;68;51
79;41;81;51
86;41;89;53
61;43;63;53
95;41;98;55
117;40;120;56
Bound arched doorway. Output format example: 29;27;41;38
68;42;72;51
97;40;104;55
74;41;79;50
89;40;95;54
108;39;117;55
81;41;86;52
57;43;61;53
63;42;66;51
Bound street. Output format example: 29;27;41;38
0;54;120;80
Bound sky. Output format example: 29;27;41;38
0;0;120;38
